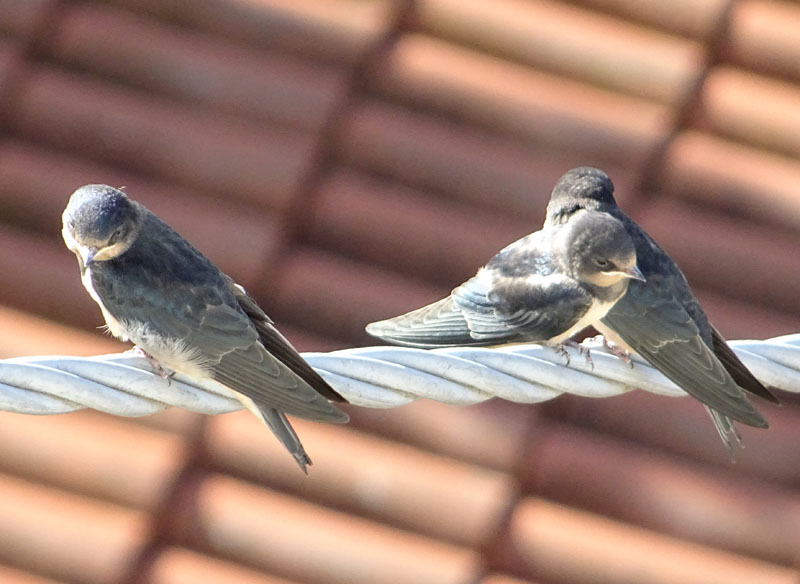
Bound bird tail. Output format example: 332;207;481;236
259;407;312;474
706;406;743;461
234;392;312;473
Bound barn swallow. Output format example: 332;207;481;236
62;184;348;472
367;210;644;351
545;167;777;454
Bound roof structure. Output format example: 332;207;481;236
1;1;800;583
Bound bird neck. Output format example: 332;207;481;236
586;278;630;304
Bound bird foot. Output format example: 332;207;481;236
553;340;593;369
131;346;175;384
598;336;634;368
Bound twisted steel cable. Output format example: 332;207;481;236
0;334;797;416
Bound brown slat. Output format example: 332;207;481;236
528;423;800;565
417;0;704;104
309;168;534;285
149;547;300;584
372;34;672;167
566;0;727;38
172;473;482;584
728;0;800;84
502;497;796;584
0;473;147;584
102;0;396;65
0;411;187;511
270;246;447;344
205;412;517;547
50;3;348;131
10;66;316;211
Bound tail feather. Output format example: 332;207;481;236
366;296;479;347
260;407;312;474
235;392;312;473
706;406;742;461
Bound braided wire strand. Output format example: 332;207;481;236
0;335;797;416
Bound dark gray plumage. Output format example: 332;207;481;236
544;167;777;453
62;185;348;472
367;210;644;349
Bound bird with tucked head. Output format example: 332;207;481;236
63;185;349;473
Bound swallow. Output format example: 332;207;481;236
62;184;348;473
367;209;645;353
544;167;778;454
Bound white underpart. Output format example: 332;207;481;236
230;391;268;422
122;321;214;380
80;271;213;380
593;321;636;353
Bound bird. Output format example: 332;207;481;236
366;209;645;354
62;184;348;473
544;166;777;454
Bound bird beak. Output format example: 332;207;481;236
625;264;646;282
80;247;98;268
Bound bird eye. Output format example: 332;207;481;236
108;228;124;245
594;257;610;269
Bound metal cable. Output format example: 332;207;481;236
0;334;797;416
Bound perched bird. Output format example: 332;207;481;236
367;209;645;351
545;167;777;453
62;185;348;472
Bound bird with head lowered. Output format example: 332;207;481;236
62;184;348;473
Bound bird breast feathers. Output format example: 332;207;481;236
122;320;215;379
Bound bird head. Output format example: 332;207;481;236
558;210;645;288
545;167;616;225
62;185;141;270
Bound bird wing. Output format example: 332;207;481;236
710;326;779;404
366;267;592;347
365;295;477;347
613;213;775;408
600;279;768;427
229;280;346;403
101;270;347;423
367;227;596;347
453;268;592;340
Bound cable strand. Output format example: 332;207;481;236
0;335;797;416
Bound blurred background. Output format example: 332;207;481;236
1;0;800;583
